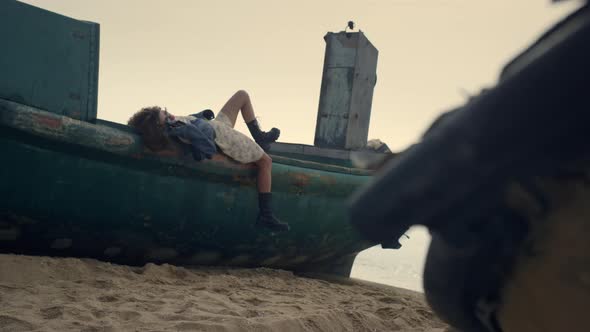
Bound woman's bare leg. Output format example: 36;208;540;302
255;153;272;193
218;90;256;128
219;90;280;152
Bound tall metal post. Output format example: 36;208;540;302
314;31;378;150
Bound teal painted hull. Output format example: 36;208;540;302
0;100;375;276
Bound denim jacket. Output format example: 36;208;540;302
166;110;217;161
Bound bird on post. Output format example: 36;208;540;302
345;20;355;32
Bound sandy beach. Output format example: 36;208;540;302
0;254;448;332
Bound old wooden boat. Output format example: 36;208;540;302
0;99;374;276
0;0;387;276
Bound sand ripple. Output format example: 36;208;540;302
0;254;448;331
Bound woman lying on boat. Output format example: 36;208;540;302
127;90;290;232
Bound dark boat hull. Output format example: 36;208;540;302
0;100;374;276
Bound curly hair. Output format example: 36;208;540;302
127;106;170;151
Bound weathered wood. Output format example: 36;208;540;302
0;99;372;175
269;142;389;170
271;142;352;160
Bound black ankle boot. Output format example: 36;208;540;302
246;119;280;152
256;193;289;232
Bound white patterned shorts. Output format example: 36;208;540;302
209;112;264;163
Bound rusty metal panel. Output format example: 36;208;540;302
0;0;99;122
314;32;378;150
315;66;354;148
346;33;378;149
324;33;358;67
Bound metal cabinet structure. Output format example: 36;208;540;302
0;0;99;122
314;31;378;150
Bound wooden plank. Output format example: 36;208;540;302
271;142;350;160
270;142;389;168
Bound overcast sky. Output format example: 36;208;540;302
22;0;582;151
20;0;583;290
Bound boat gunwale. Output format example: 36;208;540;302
0;98;373;177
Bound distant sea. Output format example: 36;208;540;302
351;226;431;292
